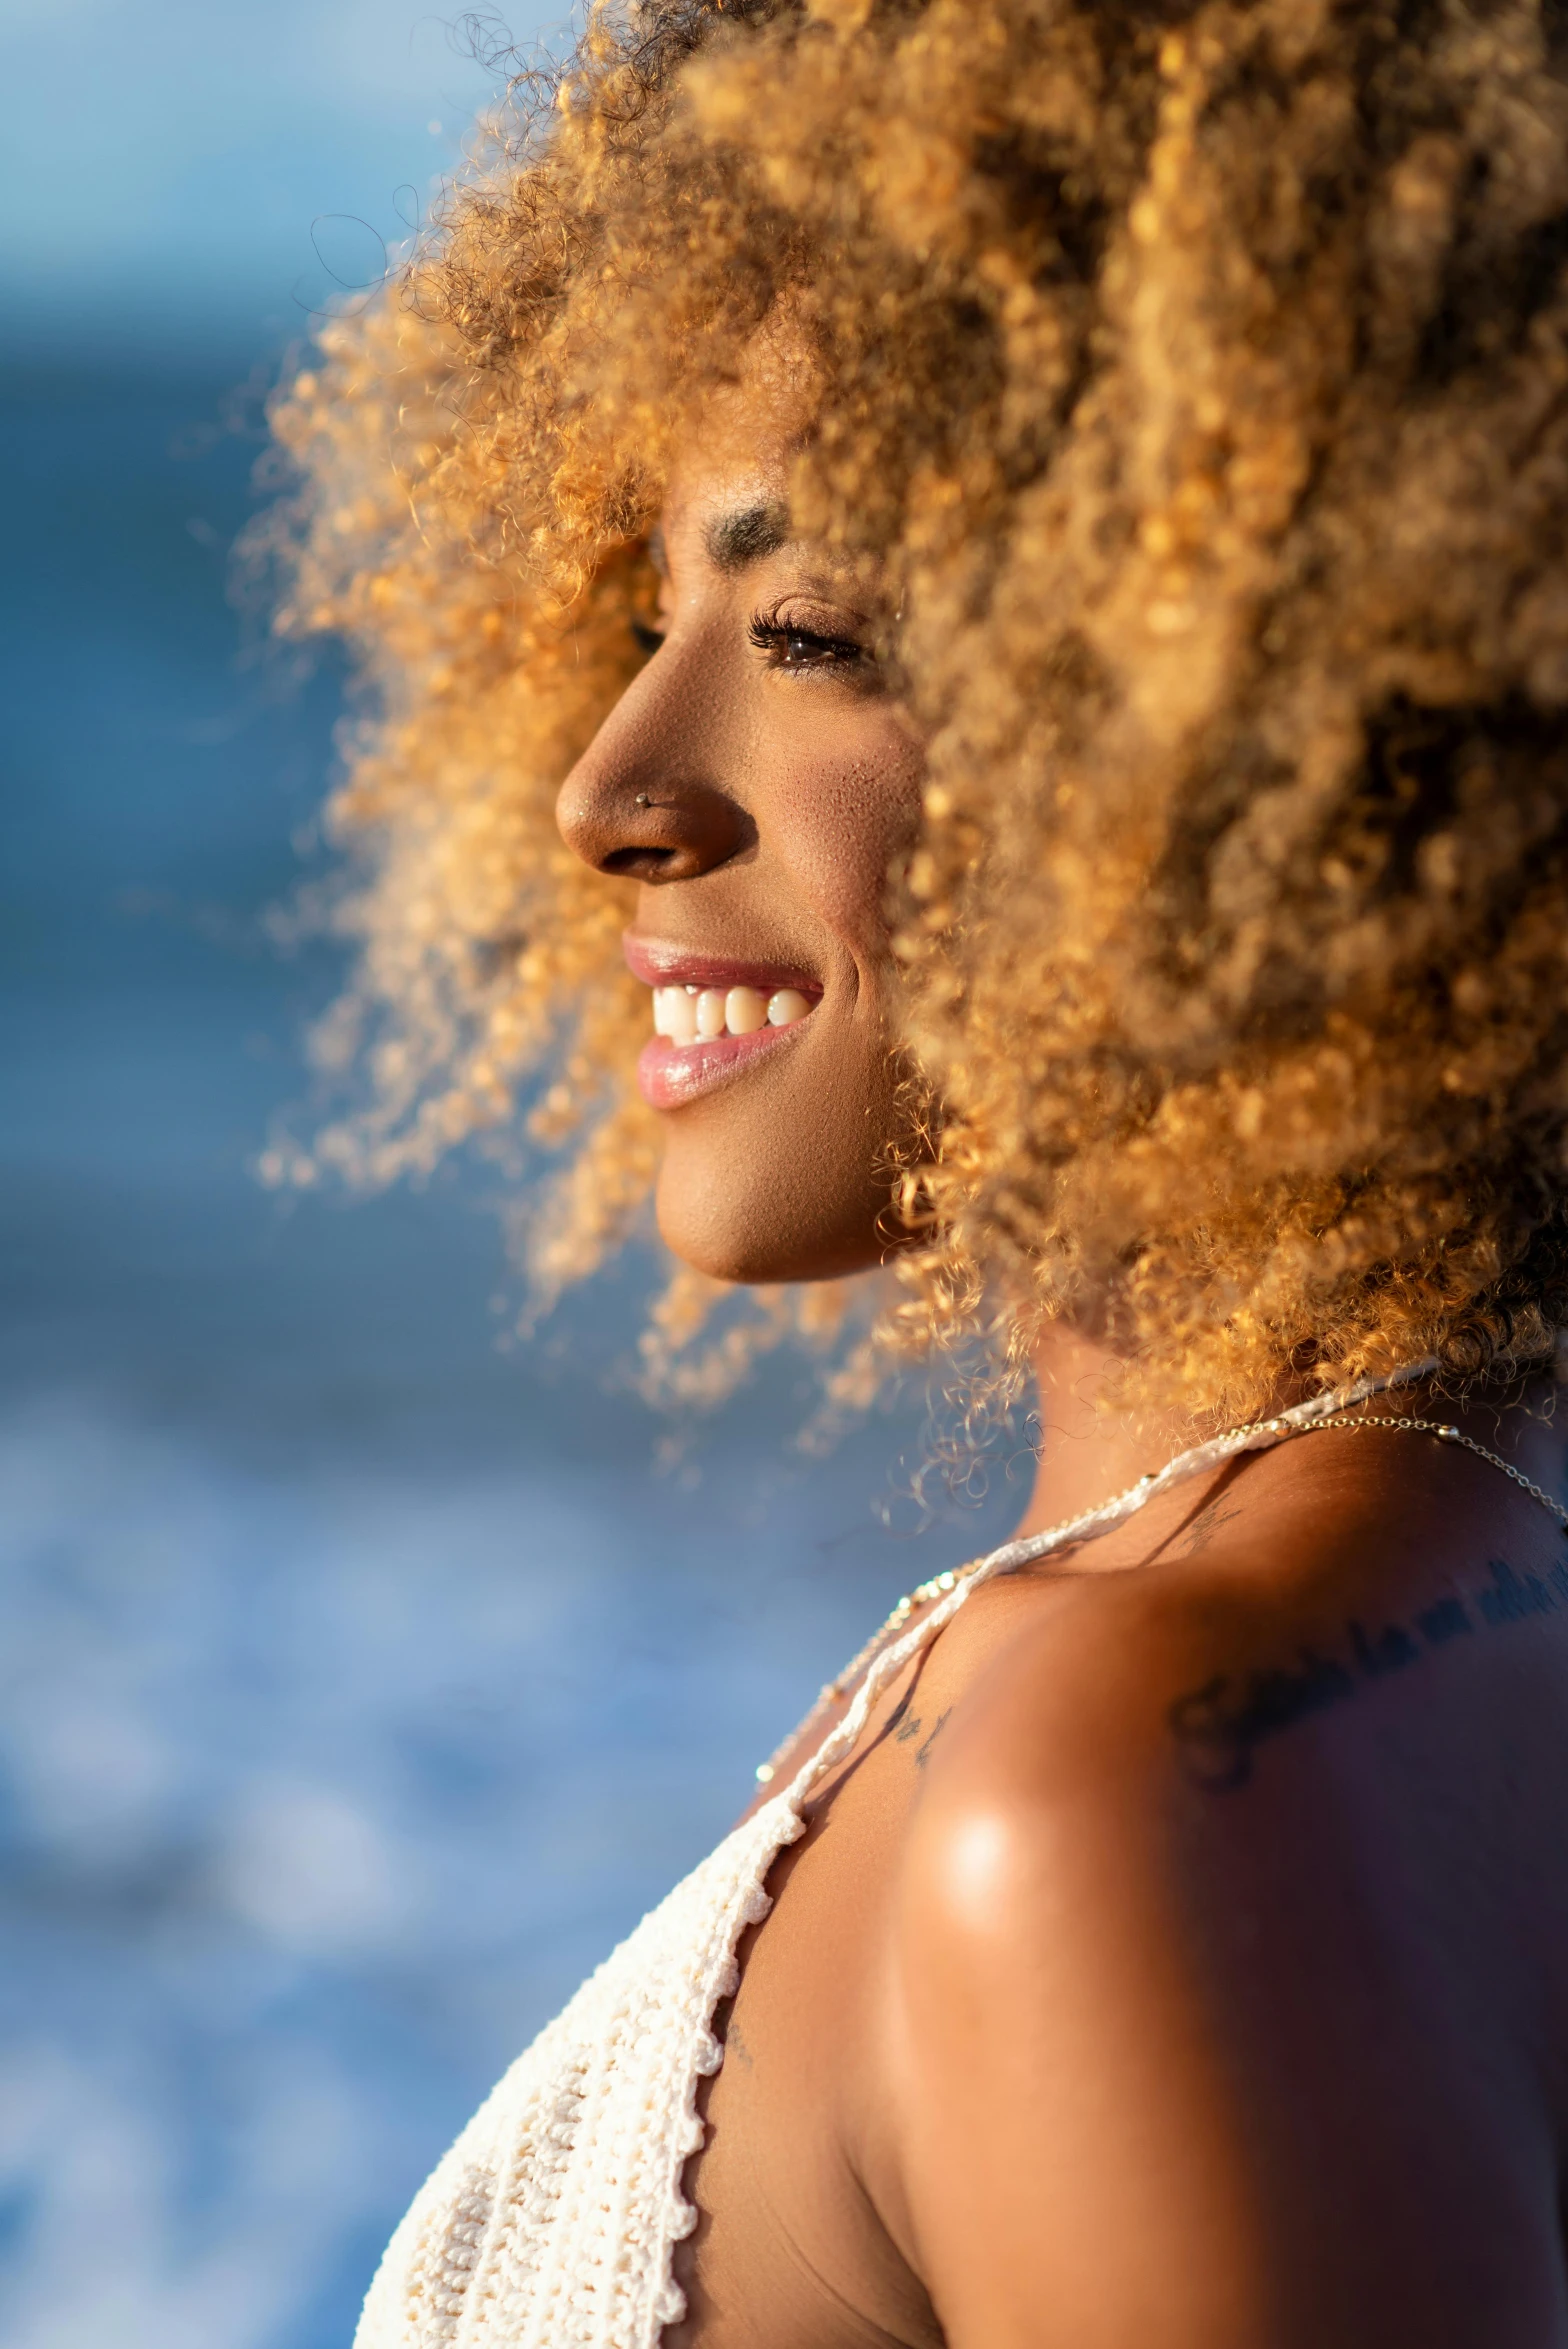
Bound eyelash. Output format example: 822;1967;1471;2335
747;613;869;671
628;614;871;670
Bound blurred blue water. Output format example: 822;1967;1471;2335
0;356;1023;2348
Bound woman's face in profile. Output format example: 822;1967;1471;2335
556;388;926;1285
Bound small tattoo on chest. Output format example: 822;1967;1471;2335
1168;1552;1568;1790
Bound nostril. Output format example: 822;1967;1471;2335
602;844;682;879
557;763;754;882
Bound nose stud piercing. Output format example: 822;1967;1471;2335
634;792;651;806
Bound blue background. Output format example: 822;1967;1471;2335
0;8;1021;2345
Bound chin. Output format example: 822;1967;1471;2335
653;1157;889;1287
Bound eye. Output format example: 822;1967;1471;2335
631;619;666;657
747;614;870;672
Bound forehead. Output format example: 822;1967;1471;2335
656;417;794;577
654;310;821;573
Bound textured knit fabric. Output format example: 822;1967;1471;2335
353;1366;1430;2349
352;1786;810;2349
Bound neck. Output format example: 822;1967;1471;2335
1008;1328;1209;1551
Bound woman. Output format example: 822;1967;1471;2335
274;1;1568;2340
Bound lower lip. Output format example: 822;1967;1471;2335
636;1020;807;1109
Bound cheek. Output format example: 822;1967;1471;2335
648;704;927;1286
769;721;925;956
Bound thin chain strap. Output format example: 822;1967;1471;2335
1301;1412;1568;1530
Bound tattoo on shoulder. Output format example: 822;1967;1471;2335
1174;1495;1245;1557
887;1696;953;1768
1168;1552;1568;1791
915;1710;952;1768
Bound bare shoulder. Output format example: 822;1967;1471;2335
893;1557;1389;2025
908;1499;1568;1886
870;1540;1568;2348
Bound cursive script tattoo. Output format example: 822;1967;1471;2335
1168;1554;1568;1789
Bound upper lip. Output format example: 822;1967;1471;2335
622;932;823;998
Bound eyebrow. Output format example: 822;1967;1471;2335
702;500;790;573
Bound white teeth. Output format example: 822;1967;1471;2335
648;979;814;1045
725;986;767;1035
654;985;698;1044
695;987;727;1040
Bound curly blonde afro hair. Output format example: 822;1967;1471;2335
267;0;1568;1421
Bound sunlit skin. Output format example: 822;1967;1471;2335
558;394;1568;2347
556;376;925;1287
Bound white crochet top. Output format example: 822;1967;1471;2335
352;1368;1425;2349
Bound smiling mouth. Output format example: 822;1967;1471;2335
624;936;820;1110
651;979;814;1044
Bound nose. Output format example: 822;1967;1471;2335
555;697;753;884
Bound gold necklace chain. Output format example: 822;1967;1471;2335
1297;1412;1568;1529
754;1401;1566;1786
